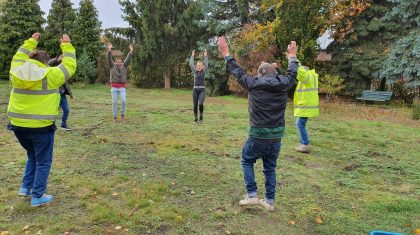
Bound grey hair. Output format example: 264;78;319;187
257;62;277;77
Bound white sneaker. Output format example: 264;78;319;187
259;199;275;212
239;196;260;206
294;144;311;153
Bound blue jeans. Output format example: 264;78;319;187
296;117;309;145
59;95;69;127
111;87;126;117
241;137;281;204
13;126;56;198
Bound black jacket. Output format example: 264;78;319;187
226;57;298;128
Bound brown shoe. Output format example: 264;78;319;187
120;114;125;122
294;144;311;153
113;116;118;122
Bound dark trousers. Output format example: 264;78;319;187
193;88;206;118
12;125;56;198
241;137;281;203
59;95;69;127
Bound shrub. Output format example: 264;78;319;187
392;81;416;104
74;52;98;84
412;102;420;120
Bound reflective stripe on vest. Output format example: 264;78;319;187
8;112;57;120
59;64;70;81
18;47;31;55
294;105;319;109
11;78;59;95
63;52;76;59
13;59;26;64
297;74;318;92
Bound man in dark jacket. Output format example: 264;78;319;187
217;36;298;211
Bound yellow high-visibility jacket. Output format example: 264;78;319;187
293;66;319;117
7;38;77;128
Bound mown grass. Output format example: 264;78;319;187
0;81;419;235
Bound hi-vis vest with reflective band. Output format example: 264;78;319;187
293;66;319;117
7;38;77;128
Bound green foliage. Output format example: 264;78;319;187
43;0;77;57
412;102;420;120
391;81;417;104
74;52;98;84
319;74;344;101
0;0;45;77
274;0;328;67
96;52;110;84
329;1;400;94
380;0;420;86
119;0;206;88
72;0;102;61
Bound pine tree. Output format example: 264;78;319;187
119;0;205;88
43;0;77;57
72;0;102;61
0;0;45;76
380;0;420;86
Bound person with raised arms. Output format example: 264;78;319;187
7;32;77;207
217;36;298;211
189;49;208;123
108;43;133;123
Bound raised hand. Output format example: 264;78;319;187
192;50;195;57
108;43;113;51
204;50;208;57
32;32;41;41
217;36;229;57
287;41;297;58
272;63;278;68
60;34;70;43
129;44;133;53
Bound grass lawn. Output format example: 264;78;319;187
0;81;419;235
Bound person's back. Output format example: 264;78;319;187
8;35;77;128
217;37;298;212
7;33;76;207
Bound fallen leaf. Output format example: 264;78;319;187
1;232;10;235
25;231;30;235
142;173;146;177
112;192;119;196
171;182;176;185
225;230;232;234
23;225;30;231
311;207;320;212
125;229;129;231
115;226;122;230
288;220;296;225
64;232;70;235
37;230;43;235
175;215;183;222
413;228;420;235
190;190;195;194
315;216;323;224
180;172;185;175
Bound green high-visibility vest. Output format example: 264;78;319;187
7;38;77;128
293;66;319;117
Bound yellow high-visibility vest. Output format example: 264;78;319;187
293;66;319;117
7;38;77;128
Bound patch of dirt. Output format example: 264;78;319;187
80;122;103;137
156;224;173;235
305;162;322;169
344;164;360;172
366;151;391;159
284;154;304;165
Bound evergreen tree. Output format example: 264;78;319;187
380;0;420;86
119;0;205;88
0;0;45;77
44;0;77;57
329;1;400;94
72;0;102;61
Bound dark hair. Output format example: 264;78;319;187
47;57;61;67
29;50;50;65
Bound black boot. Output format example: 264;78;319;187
199;115;203;123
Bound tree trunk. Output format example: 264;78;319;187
379;78;387;91
164;70;170;89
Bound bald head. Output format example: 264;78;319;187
258;62;277;77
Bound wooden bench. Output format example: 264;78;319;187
356;90;393;104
